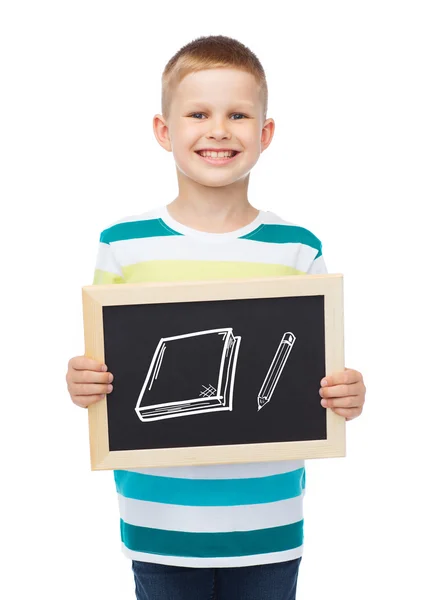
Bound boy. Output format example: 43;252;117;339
66;35;365;600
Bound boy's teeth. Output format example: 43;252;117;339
199;150;235;158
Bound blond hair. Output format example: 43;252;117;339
161;35;268;121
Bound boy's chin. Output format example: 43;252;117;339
178;171;240;188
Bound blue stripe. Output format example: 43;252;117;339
100;219;182;244
120;519;304;557
114;468;305;506
240;224;322;258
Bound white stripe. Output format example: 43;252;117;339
118;494;304;532
94;242;123;275
127;459;304;479
121;542;303;568
113;235;308;268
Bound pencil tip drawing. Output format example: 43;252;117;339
257;332;296;411
135;328;241;422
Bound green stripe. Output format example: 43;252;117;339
120;519;303;557
100;219;182;244
114;468;305;506
240;224;322;257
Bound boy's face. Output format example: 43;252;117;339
154;68;274;188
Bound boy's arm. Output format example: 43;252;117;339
66;234;123;408
307;249;366;421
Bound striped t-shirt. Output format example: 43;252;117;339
92;204;327;568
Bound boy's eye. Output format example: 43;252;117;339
190;113;246;120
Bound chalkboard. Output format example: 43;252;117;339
83;275;345;470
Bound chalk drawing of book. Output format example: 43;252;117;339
257;332;296;411
135;328;241;422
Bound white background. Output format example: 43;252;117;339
1;1;429;598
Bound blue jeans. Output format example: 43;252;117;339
132;557;301;600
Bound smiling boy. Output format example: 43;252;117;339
66;35;365;600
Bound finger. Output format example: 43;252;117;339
321;368;362;388
72;394;106;408
321;395;361;409
70;356;108;372
319;382;363;399
71;383;113;396
331;406;363;420
72;370;114;385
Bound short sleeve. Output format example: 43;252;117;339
307;253;328;275
92;239;126;285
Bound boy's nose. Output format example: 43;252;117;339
206;128;232;140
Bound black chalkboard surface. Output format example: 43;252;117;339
83;275;345;469
104;295;325;452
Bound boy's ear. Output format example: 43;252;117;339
261;118;275;153
153;114;172;152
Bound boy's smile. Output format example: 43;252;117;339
194;147;242;167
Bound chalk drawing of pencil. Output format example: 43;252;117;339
257;332;296;411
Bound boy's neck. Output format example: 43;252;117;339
167;176;259;234
167;198;259;234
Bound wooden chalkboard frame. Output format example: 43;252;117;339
82;274;345;470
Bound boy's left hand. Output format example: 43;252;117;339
319;368;366;421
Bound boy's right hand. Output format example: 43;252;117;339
66;356;114;408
